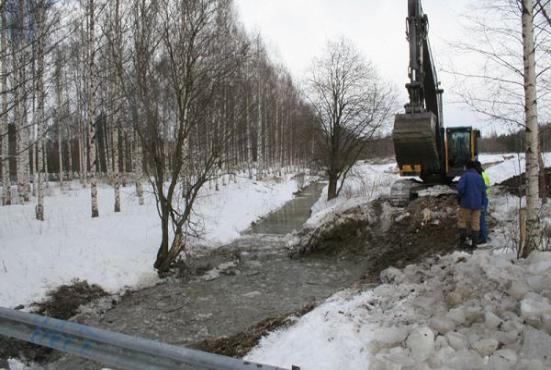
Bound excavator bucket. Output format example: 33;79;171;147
393;112;441;177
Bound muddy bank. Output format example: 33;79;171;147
0;281;108;365
500;167;551;197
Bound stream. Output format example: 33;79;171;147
48;182;371;369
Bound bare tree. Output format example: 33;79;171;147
307;38;396;200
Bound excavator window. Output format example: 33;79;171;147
447;130;470;169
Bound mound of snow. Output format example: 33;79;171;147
247;249;551;370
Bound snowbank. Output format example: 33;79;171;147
0;175;298;308
245;289;374;370
247;249;551;370
308;161;399;228
485;152;551;186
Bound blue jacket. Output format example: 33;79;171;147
457;169;486;210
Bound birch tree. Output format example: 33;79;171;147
1;0;10;206
88;0;99;217
521;0;540;257
34;0;47;220
450;0;550;255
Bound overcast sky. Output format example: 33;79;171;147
233;0;499;134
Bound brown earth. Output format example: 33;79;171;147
500;167;551;197
0;280;108;364
191;303;315;358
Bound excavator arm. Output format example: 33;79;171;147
393;0;444;181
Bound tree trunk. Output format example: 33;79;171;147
327;171;338;201
245;83;253;180
1;4;10;205
15;0;28;203
134;132;144;205
55;55;64;189
35;4;45;221
112;0;121;213
154;206;170;270
67;126;73;181
88;0;99;218
521;0;540;257
539;148;547;204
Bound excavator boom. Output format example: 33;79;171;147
393;0;456;182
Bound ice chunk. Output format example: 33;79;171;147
429;316;456;334
487;349;518;370
447;349;484;369
484;311;502;330
507;280;530;300
406;326;435;362
516;358;544;370
369;355;402;370
520;292;551;328
520;327;551;367
446;331;467;351
446;307;466;325
370;326;408;350
471;338;499;357
428;345;455;369
380;267;405;284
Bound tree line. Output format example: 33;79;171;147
0;0;326;270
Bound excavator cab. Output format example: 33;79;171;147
445;127;480;179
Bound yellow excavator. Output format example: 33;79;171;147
393;0;479;185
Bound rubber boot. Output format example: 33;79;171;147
471;232;479;250
458;228;467;249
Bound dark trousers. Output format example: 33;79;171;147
480;199;488;242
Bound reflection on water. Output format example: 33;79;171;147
247;182;325;235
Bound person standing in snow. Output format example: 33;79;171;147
456;160;487;249
474;161;491;244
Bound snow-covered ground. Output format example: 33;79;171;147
0;174;299;308
484;153;551;186
307;161;400;227
246;154;551;370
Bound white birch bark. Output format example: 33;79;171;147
521;0;540;256
112;0;121;212
88;0;98;217
134;132;144;205
1;2;10;205
55;53;64;188
15;0;29;203
35;3;45;221
245;82;253;179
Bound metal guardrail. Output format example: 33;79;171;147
0;307;297;370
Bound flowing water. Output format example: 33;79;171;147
48;182;371;369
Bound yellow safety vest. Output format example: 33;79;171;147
482;171;490;195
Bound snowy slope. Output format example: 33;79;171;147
484;153;551;185
0;175;298;308
308;161;399;227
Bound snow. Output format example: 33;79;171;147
0;175;298;308
306;161;399;228
245;290;375;370
484;152;551;185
